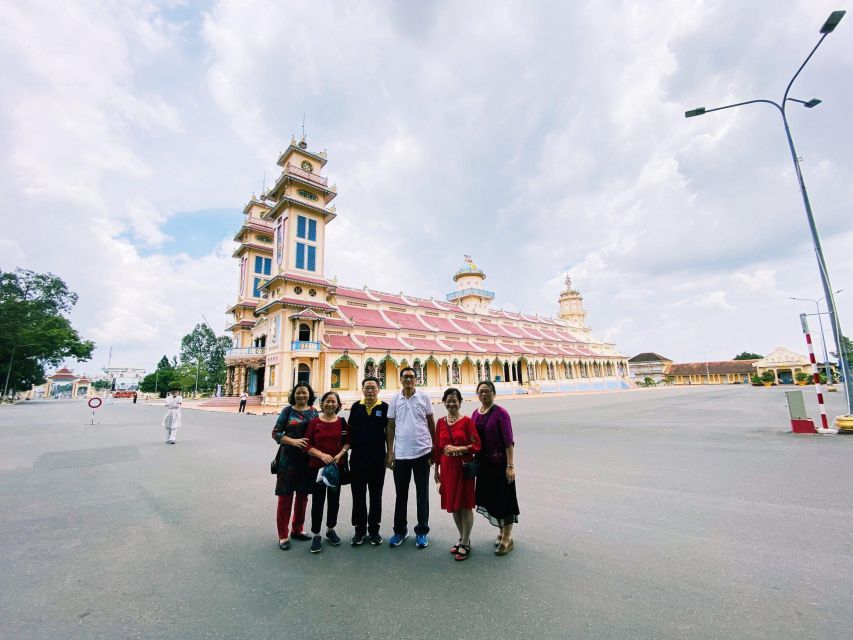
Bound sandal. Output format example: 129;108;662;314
454;544;471;561
495;535;502;547
495;539;514;556
451;539;462;555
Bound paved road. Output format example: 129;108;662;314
1;386;852;639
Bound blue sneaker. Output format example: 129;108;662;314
310;535;322;554
415;533;429;549
389;531;409;547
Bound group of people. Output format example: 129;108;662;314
272;367;519;559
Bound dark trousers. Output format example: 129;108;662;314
238;400;247;413
311;481;340;535
392;453;430;535
350;463;386;536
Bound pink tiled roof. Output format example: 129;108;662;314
420;315;459;333
339;306;397;329
474;321;520;339
538;329;561;340
324;317;352;328
408;338;451;352
336;287;376;302
374;291;409;305
442;339;484;353
384;310;434;331
448;318;479;334
272;297;336;310
518;326;547;339
278;272;332;286
326;335;362;350
359;336;413;350
473;341;513;354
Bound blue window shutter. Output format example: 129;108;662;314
253;277;262;297
254;256;262;273
296;243;305;269
297;216;306;239
307;245;316;272
308;219;317;241
263;258;271;275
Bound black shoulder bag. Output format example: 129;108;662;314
270;407;292;475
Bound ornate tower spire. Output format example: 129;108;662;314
445;256;495;314
558;275;587;331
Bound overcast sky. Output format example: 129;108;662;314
2;0;852;375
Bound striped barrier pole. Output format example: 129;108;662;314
800;313;833;432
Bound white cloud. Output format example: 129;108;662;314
1;0;851;373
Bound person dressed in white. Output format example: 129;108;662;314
163;390;182;444
385;366;435;549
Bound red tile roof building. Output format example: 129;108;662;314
225;139;629;401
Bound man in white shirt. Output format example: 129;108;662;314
163;390;182;444
385;367;435;548
238;391;248;413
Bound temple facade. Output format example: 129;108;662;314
225;137;630;402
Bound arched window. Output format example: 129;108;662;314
451;360;461;384
298;323;311;341
297;363;310;384
365;359;376;378
378;361;387;389
413;359;423;386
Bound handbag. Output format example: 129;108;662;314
270;407;293;474
338;417;351;486
443;418;479;479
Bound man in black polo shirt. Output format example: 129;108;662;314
348;376;389;546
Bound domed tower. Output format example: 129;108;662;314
445;255;495;314
558;276;589;335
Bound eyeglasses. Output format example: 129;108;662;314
401;375;416;380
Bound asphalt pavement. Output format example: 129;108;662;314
1;385;852;640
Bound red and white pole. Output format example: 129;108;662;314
800;313;831;431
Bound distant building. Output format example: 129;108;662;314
668;360;758;385
224;136;631;401
102;367;146;391
27;368;93;399
628;353;673;383
753;347;837;384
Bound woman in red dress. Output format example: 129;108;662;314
433;387;481;561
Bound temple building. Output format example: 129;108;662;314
225;137;630;402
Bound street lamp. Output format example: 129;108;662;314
698;350;712;384
790;289;844;384
3;343;37;399
685;10;852;416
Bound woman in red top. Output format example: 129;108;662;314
433;387;481;561
305;391;350;554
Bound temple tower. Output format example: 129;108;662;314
558;276;589;337
445;255;495;314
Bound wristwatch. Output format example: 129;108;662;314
506;464;515;469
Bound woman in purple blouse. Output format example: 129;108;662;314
471;380;519;556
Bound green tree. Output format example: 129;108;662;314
179;324;231;392
139;355;177;396
734;352;764;360
92;380;112;391
1;269;95;396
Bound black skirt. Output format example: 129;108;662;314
274;448;314;496
475;459;519;527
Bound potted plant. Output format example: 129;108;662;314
760;371;776;387
794;372;810;386
750;375;763;386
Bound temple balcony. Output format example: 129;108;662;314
285;163;328;187
291;340;322;357
446;288;496;302
225;347;267;365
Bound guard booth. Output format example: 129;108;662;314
785;390;817;434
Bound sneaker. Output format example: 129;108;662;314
310;535;322;553
350;533;365;546
326;529;341;546
415;533;429;549
389;531;409;547
291;531;311;541
369;533;383;546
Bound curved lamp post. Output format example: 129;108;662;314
685;11;852;416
